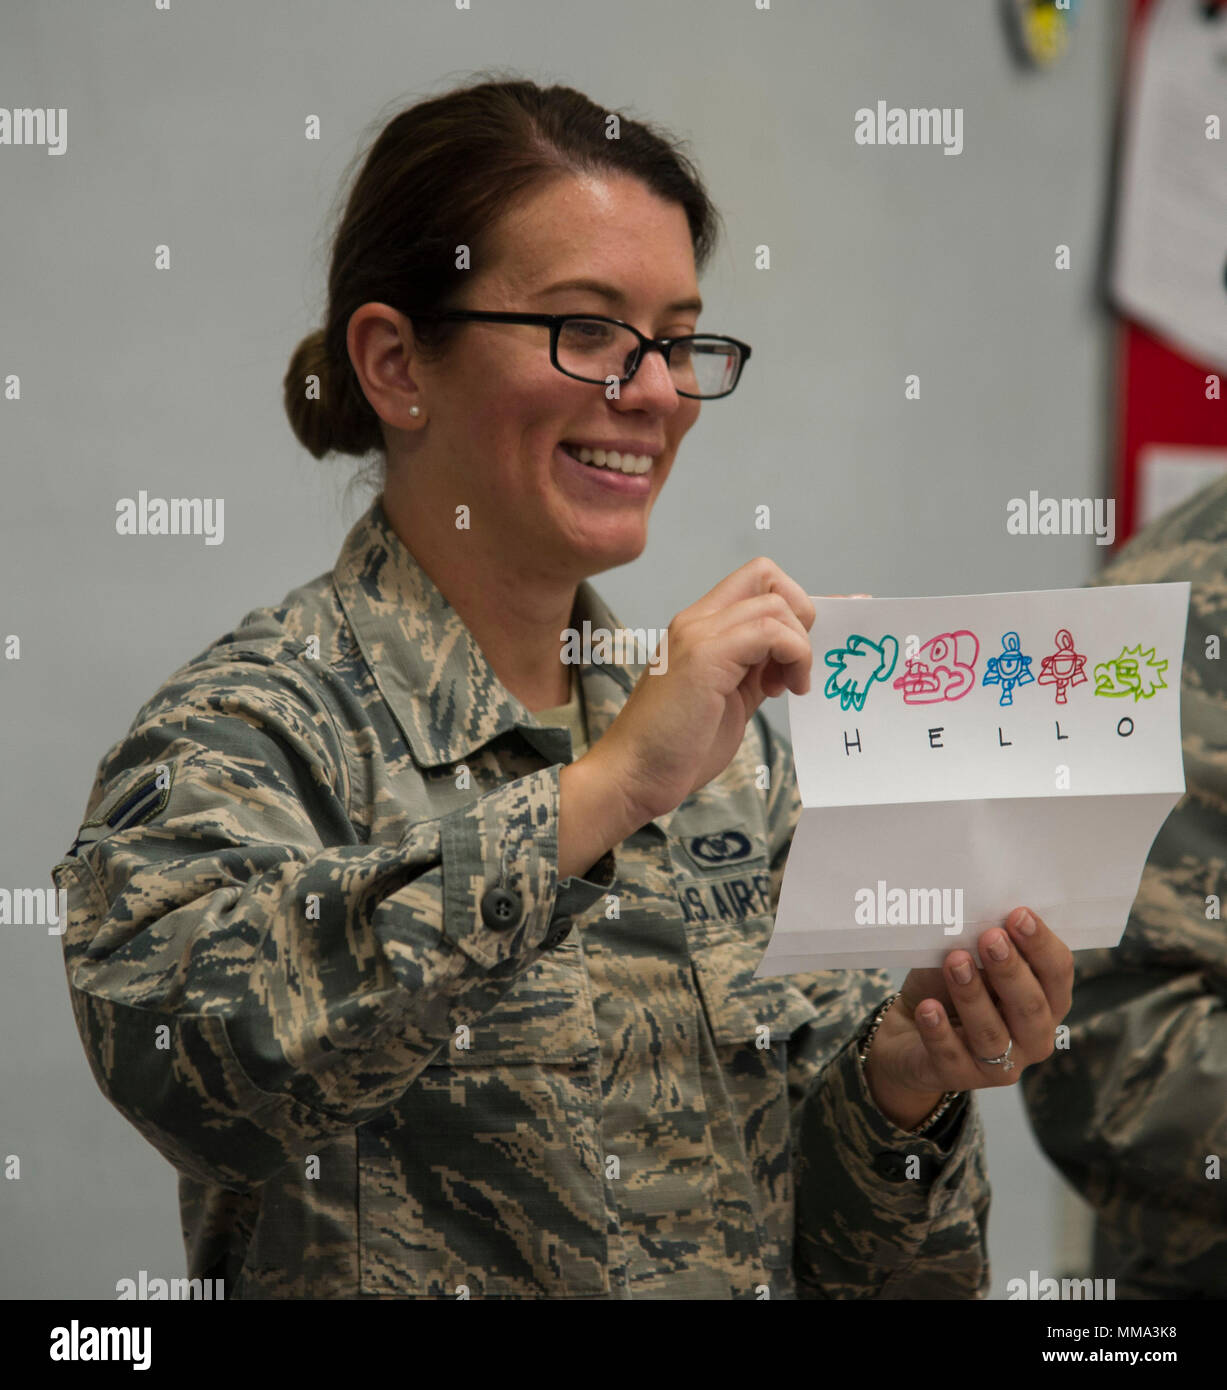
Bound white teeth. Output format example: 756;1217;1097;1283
564;443;653;475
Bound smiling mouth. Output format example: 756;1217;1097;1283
560;442;656;476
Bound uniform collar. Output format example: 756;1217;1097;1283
332;495;642;771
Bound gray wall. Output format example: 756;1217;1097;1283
0;0;1122;1298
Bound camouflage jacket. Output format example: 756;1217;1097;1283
1021;474;1227;1298
52;496;989;1300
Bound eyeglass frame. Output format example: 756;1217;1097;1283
398;308;752;399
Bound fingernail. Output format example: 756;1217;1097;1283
987;933;1009;961
1010;907;1036;936
918;1006;939;1027
951;959;973;984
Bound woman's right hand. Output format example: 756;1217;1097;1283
591;557;840;828
557;562;870;877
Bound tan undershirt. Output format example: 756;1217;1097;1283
535;667;589;760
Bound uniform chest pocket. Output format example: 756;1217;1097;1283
672;839;776;935
689;931;823;1275
665;809;774;963
357;950;611;1299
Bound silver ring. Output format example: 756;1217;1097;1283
977;1038;1015;1071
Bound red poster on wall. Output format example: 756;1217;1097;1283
1110;0;1227;549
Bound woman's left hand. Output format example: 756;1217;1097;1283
864;906;1075;1115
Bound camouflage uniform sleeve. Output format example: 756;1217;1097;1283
50;647;614;1195
754;711;991;1298
1020;557;1227;1297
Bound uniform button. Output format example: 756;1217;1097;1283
480;887;522;930
541;922;572;950
872;1151;909;1182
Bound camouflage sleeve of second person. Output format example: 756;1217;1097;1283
50;642;615;1194
752;712;992;1299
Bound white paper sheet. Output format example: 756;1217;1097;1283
756;583;1190;975
1108;0;1227;371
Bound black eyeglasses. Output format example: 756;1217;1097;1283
401;309;752;400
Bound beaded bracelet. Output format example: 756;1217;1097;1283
857;991;963;1136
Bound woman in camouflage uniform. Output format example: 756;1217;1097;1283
53;75;1073;1299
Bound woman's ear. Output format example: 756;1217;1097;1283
346;302;425;430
